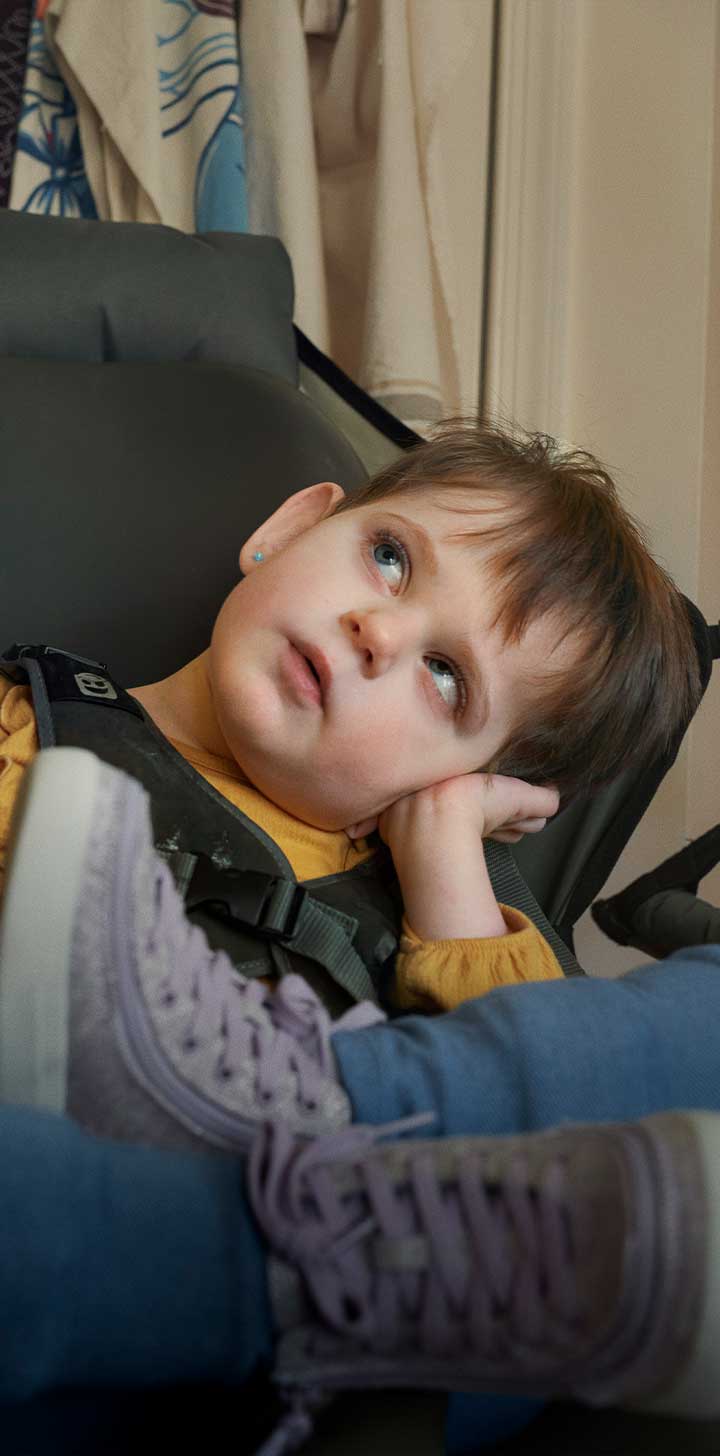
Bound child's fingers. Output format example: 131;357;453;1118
346;815;379;840
479;775;559;823
488;816;549;842
507;785;559;819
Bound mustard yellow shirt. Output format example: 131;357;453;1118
0;679;563;1012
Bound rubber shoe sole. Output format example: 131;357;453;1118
0;747;105;1110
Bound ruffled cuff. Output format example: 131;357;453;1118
392;908;564;1013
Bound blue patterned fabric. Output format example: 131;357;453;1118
158;0;248;230
10;0;248;231
12;13;96;217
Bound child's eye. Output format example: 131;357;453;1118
372;535;468;716
371;534;407;589
425;656;464;713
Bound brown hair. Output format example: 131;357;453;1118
335;417;701;800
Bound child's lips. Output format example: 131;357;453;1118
281;641;328;708
297;641;331;700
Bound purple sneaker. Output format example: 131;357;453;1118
0;747;383;1150
248;1109;720;1445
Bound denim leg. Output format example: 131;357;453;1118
0;1105;273;1401
333;946;720;1136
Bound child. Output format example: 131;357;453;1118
0;418;700;1152
0;410;715;1448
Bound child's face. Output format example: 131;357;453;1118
209;484;570;830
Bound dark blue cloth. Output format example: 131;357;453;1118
0;1105;273;1402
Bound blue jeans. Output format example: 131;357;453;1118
334;946;720;1135
0;1105;273;1403
2;946;720;1426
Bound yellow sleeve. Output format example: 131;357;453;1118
392;907;564;1013
0;680;39;900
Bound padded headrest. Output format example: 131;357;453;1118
0;359;367;686
0;210;297;382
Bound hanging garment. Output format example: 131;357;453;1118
240;0;330;350
12;0;248;231
8;3;96;217
241;0;495;433
0;0;32;208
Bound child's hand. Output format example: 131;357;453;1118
453;771;560;844
347;774;559;941
348;773;559;846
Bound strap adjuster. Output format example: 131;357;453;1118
2;643;109;671
257;879;307;941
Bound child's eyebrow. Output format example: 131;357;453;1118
382;511;491;735
380;511;439;579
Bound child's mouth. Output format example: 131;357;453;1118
281;642;324;707
294;640;332;702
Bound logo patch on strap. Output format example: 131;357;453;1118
74;671;118;701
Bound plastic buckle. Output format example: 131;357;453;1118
184;857;307;944
258;880;308;941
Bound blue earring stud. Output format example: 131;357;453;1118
253;551;264;562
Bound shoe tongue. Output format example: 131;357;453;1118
267;1252;315;1333
564;1134;632;1332
334;1001;387;1032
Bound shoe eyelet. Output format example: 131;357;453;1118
182;1035;198;1052
301;1099;318;1114
258;1088;274;1106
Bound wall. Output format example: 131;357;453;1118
691;2;720;909
487;0;720;975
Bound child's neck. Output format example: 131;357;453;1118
128;651;236;764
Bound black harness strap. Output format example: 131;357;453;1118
1;645;388;1007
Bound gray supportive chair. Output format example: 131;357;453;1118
1;207;718;1456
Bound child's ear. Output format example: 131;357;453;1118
240;481;346;570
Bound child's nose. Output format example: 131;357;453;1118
342;606;422;674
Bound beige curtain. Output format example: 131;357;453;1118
243;0;495;433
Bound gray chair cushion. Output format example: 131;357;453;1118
0;210;297;381
0;358;367;685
